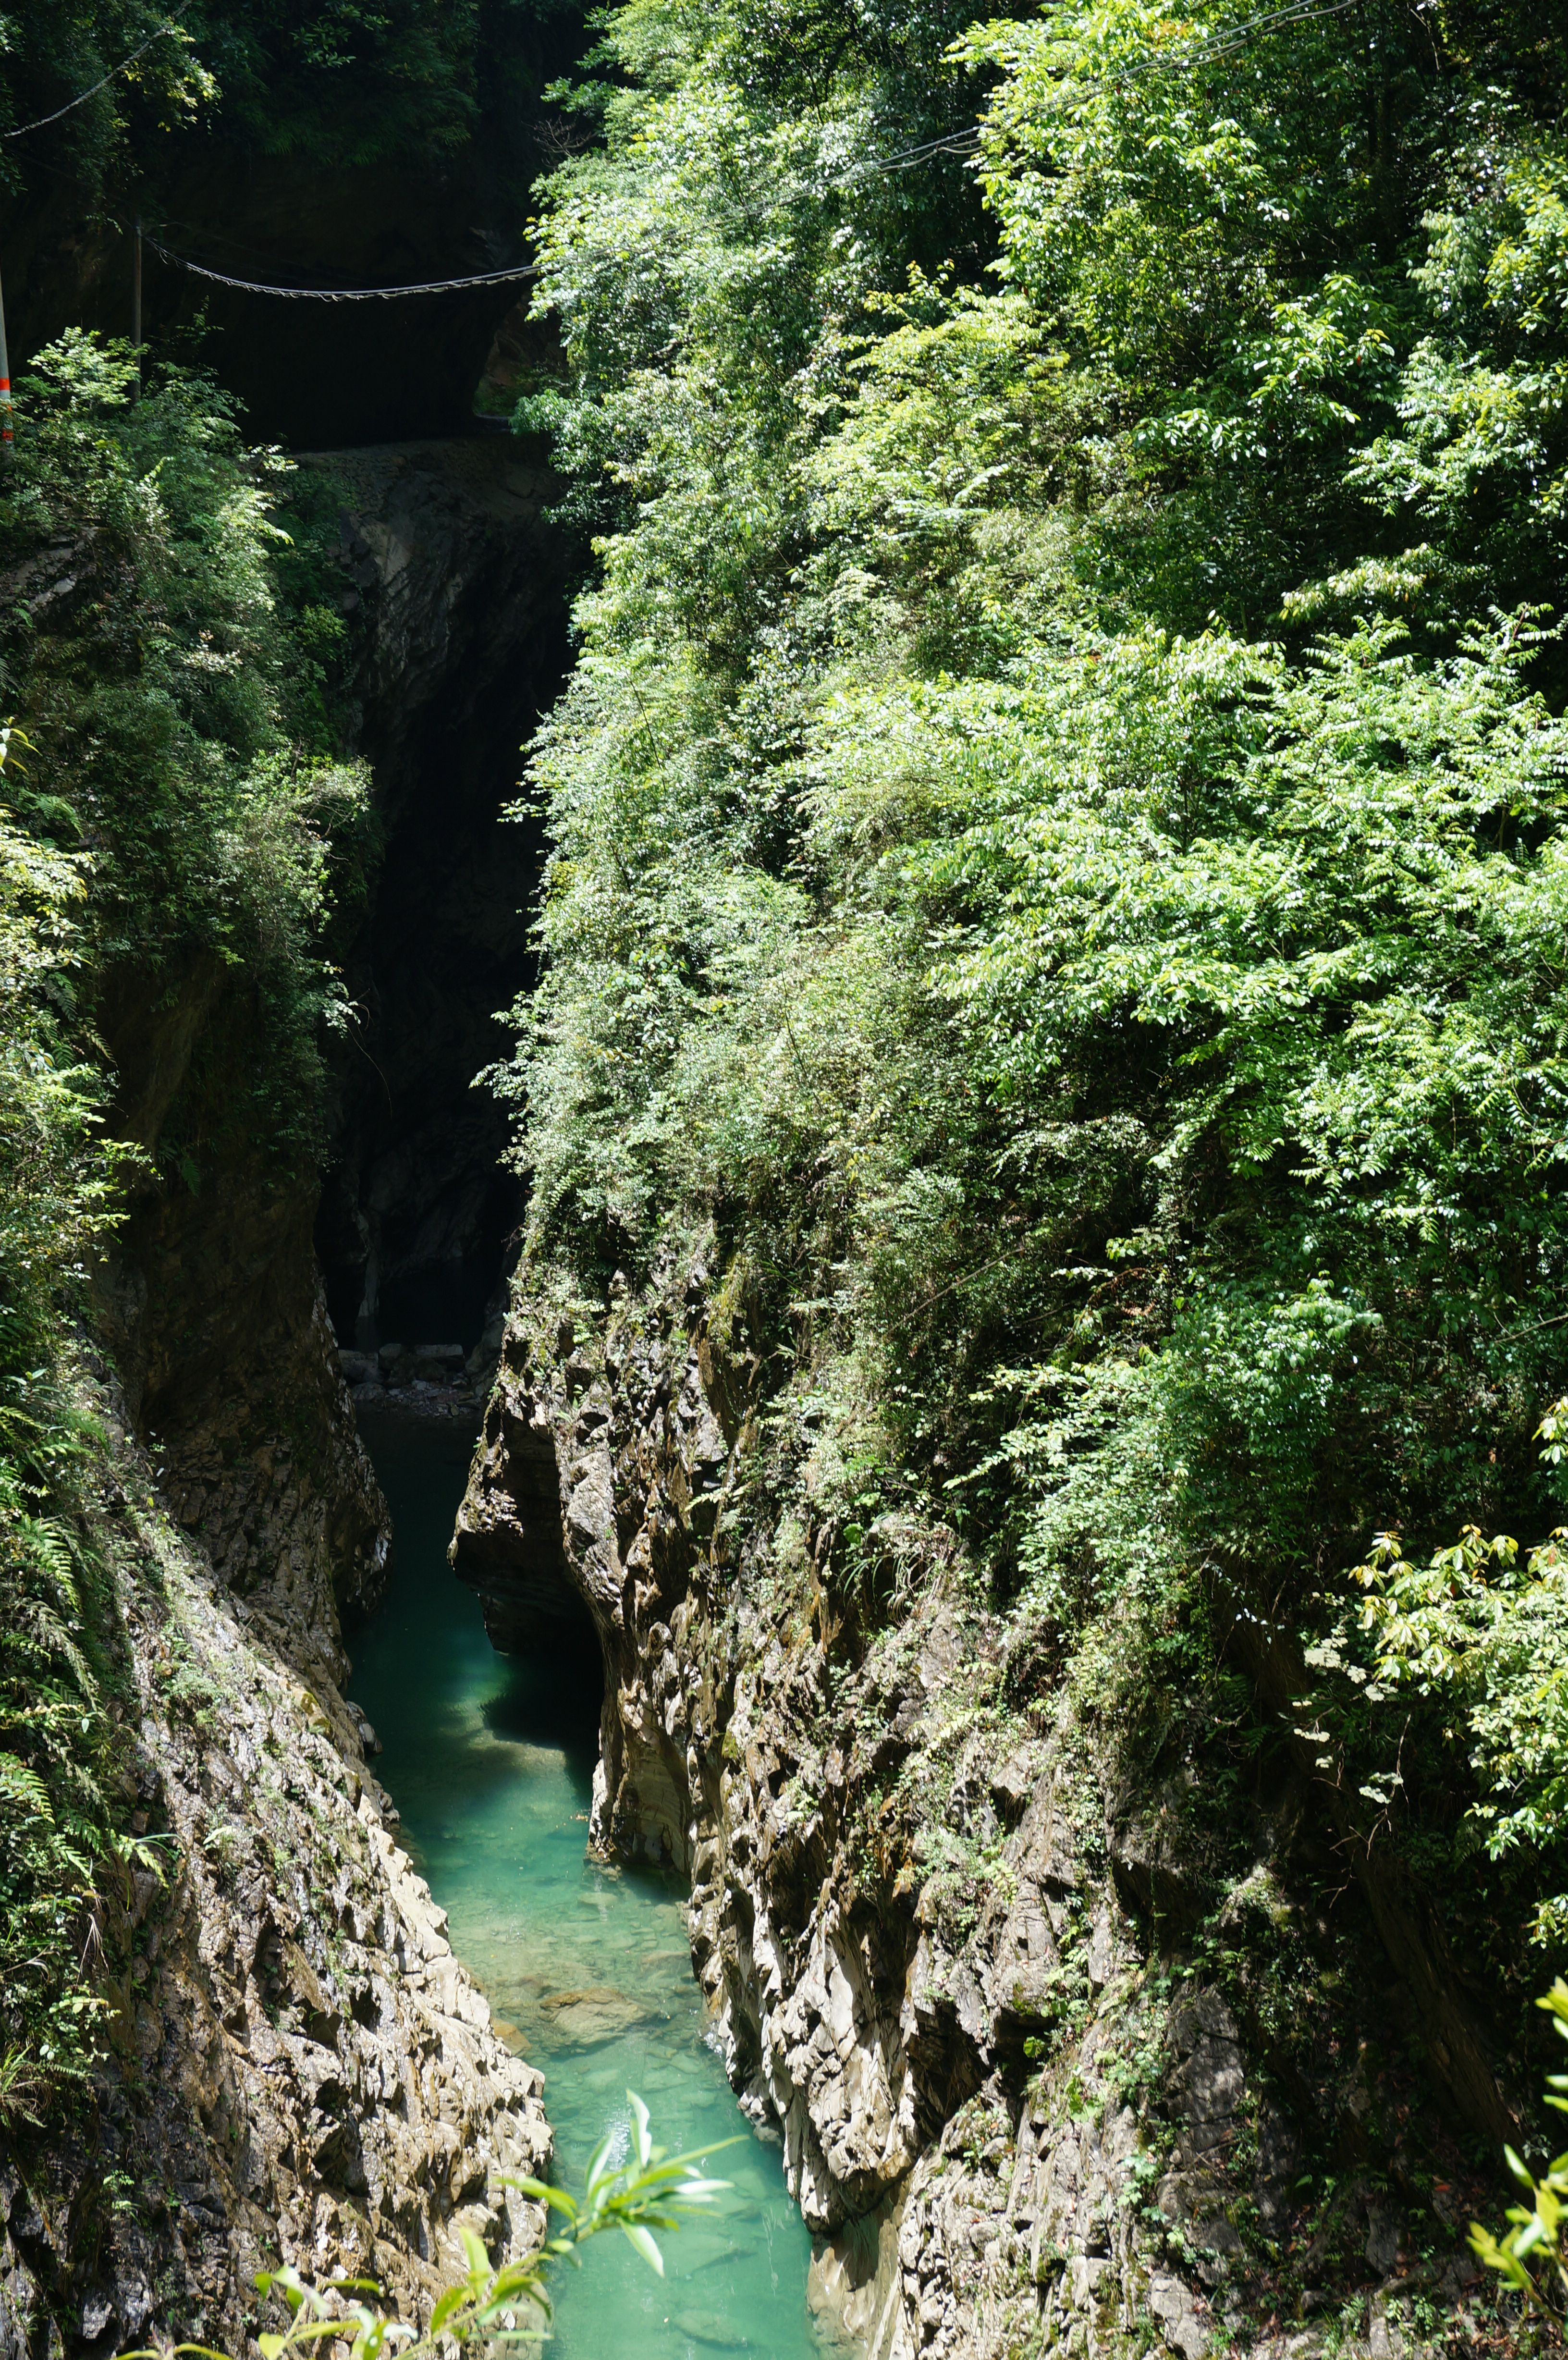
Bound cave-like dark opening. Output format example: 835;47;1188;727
312;441;571;1354
483;1572;604;1771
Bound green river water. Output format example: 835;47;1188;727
347;1413;826;2360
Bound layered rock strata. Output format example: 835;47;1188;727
454;1254;1493;2360
0;1371;550;2360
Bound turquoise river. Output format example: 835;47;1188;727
348;1412;826;2360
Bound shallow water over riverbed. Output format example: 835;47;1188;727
348;1414;825;2360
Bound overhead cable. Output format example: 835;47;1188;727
857;0;1360;180
4;20;183;139
144;237;539;301
1017;0;1362;97
872;128;983;173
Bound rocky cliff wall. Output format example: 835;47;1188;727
454;1254;1495;2360
0;436;571;2360
94;1028;387;1699
76;440;565;1688
0;1364;549;2360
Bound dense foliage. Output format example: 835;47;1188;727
1470;1980;1568;2321
501;0;1568;2001
0;0;572;190
0;725;122;2126
0;335;367;2116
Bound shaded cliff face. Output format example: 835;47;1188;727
75;438;568;1742
308;442;569;1360
0;9;577;450
454;1261;1500;2360
92;951;387;1691
0;1368;550;2360
0;430;570;2356
97;437;572;1637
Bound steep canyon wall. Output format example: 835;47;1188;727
455;1257;1499;2360
0;1361;550;2360
0;434;562;2360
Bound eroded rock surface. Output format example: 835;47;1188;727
454;1251;1494;2360
0;1379;550;2360
0;442;566;2360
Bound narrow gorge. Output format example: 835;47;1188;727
5;5;1568;2359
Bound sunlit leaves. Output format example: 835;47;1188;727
1352;1417;1568;1942
1471;1983;1568;2320
119;2095;741;2360
508;0;1568;1973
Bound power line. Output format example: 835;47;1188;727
144;237;539;302
20;0;1365;308
1018;0;1362;97
873;128;983;173
854;0;1360;181
1151;0;1360;71
4;20;183;139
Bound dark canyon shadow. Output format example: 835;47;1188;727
310;441;573;1358
483;1626;603;1779
350;1410;604;1813
1;7;585;449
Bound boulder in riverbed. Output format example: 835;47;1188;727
538;1986;649;2045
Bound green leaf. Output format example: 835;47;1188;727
505;2176;577;2216
429;2286;469;2334
620;2222;664;2276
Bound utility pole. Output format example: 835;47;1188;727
0;263;12;468
132;215;143;390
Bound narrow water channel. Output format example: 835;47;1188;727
347;1414;827;2360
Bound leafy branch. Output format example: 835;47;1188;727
120;2092;733;2358
1470;1981;1568;2327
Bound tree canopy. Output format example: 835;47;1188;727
500;0;1568;1995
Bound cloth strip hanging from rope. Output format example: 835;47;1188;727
144;238;539;301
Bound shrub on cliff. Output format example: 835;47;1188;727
0;335;368;2119
0;329;371;1158
0;729;128;2122
497;0;1568;2062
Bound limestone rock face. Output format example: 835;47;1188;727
454;1252;1485;2360
453;1269;1135;2347
0;1384;550;2360
91;939;390;1696
322;442;561;760
0;442;565;2360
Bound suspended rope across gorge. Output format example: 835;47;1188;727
144;238;539;302
34;0;1365;316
